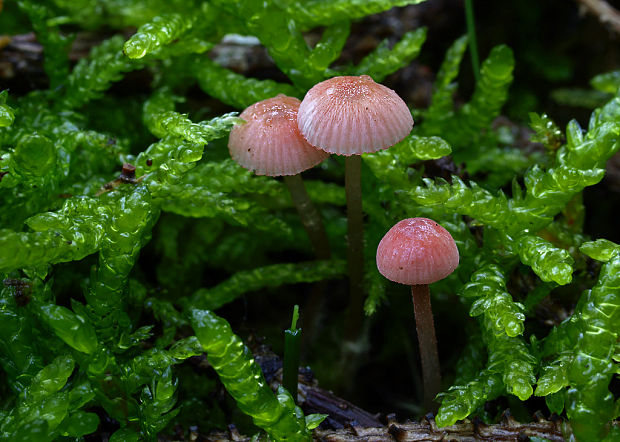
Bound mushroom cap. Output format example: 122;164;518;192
376;218;459;285
228;94;330;176
297;75;413;156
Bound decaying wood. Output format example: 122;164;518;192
313;412;566;441
0;33;45;87
200;412;566;441
300;384;382;430
190;345;568;442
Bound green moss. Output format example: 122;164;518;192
0;1;619;441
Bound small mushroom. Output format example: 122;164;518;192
228;94;331;259
297;75;413;156
376;217;459;412
297;75;413;341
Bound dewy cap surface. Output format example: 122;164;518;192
376;218;459;285
297;75;413;156
228;94;329;176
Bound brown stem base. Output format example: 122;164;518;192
411;284;441;413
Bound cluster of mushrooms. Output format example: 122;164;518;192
227;75;460;412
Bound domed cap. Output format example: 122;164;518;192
297;75;413;156
376;218;459;285
228;95;330;176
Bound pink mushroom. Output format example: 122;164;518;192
297;75;413;341
228;94;330;259
376;217;459;412
229;94;329;177
297;75;413;155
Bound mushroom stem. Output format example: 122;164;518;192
283;174;331;260
284;174;331;341
343;155;364;341
411;284;441;412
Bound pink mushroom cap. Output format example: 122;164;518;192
297;75;413;156
376;218;459;285
228;94;330;176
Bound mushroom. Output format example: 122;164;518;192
228;94;331;259
297;75;413;340
376;217;459;412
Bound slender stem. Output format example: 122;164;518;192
411;284;441;413
283;305;301;403
283;174;330;344
465;0;480;83
283;174;331;259
343;155;364;342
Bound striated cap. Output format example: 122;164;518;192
297;75;413;156
376;218;459;285
228;94;330;176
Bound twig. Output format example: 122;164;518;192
577;0;620;34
